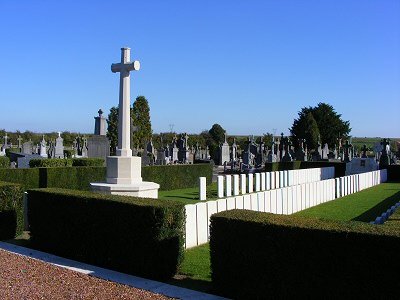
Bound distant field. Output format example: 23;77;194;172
351;137;399;152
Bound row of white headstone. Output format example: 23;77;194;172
188;169;387;248
209;167;335;200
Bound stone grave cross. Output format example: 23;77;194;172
111;47;140;157
17;135;23;148
361;144;368;158
379;138;390;165
343;140;352;162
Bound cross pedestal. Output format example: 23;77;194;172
91;47;159;198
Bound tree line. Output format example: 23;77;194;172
2;100;357;157
0;129;90;148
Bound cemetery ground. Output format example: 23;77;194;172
3;180;400;296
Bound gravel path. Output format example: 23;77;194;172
0;249;178;299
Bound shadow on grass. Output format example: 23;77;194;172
164;276;212;294
352;191;400;222
162;194;199;200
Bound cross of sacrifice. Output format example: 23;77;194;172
111;47;140;157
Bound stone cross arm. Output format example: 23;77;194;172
111;61;140;73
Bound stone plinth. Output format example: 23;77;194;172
106;156;142;184
91;156;159;198
90;181;159;198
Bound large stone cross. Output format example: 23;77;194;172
111;47;140;157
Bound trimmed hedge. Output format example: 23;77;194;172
0;156;10;168
29;158;73;168
0;182;24;239
0;168;40;191
381;165;400;181
0;167;105;191
40;167;106;190
71;158;105;166
29;158;105;168
265;161;346;177
210;209;400;299
142;164;214;190
0;163;213;192
27;188;185;280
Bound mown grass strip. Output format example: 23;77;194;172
293;182;400;222
158;182;218;204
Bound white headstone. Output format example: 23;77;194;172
199;177;206;201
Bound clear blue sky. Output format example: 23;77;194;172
1;1;399;138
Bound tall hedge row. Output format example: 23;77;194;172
0;182;24;239
210;209;400;299
29;158;105;168
0;163;213;192
382;165;400;181
27;188;185;280
265;161;346;177
0;157;10;168
0;168;39;192
142;164;213;190
40;167;106;190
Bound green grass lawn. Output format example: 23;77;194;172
293;181;400;222
158;182;219;204
167;181;400;294
164;243;212;293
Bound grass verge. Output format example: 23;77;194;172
164;243;212;293
158;182;218;204
293;181;400;222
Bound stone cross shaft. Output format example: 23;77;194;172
111;47;140;157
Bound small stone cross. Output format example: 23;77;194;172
17;135;23;148
361;144;368;158
343;140;352;162
111;47;140;157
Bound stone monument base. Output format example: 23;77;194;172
91;155;159;198
90;181;159;198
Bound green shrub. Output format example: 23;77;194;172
5;148;21;155
0;182;24;239
210;209;400;299
0;163;212;192
29;158;73;168
0;157;10;168
0;168;39;191
63;150;74;159
71;158;105;166
382;165;400;181
142;164;213;190
27;188;185;280
43;167;106;190
264;161;346;177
